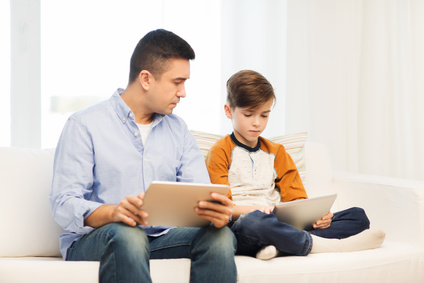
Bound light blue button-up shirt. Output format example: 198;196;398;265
49;89;210;259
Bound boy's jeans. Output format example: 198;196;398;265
67;223;237;283
230;207;370;256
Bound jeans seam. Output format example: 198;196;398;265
303;231;313;255
110;239;117;283
150;243;191;253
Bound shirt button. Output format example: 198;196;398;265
122;118;126;122
134;132;139;137
129;113;134;117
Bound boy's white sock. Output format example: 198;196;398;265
256;245;279;260
310;228;386;254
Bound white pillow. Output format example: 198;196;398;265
270;131;308;184
190;130;223;158
0;147;63;257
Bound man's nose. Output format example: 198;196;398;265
177;86;186;98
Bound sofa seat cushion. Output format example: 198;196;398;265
1;242;422;283
0;257;191;283
235;241;424;282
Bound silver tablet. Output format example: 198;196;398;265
273;194;337;230
141;181;229;227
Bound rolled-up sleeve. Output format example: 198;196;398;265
49;117;101;234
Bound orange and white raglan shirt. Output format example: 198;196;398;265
205;133;307;206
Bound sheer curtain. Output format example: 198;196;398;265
286;0;424;180
0;0;10;146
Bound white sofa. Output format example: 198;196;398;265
1;131;424;283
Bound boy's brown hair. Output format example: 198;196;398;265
226;70;276;110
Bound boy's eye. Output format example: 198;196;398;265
244;114;252;117
261;115;269;118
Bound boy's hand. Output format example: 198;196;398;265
195;192;234;228
312;211;333;229
254;206;274;214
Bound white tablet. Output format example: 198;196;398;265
273;194;337;230
141;181;230;227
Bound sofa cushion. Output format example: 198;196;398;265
0;147;63;257
269;131;307;183
1;242;422;282
191;130;307;183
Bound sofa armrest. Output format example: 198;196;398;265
332;171;424;247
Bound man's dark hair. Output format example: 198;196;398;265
226;70;276;110
128;29;195;83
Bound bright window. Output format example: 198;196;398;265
40;0;222;148
8;1;287;148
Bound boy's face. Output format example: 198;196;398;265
225;99;274;148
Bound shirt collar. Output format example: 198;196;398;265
109;88;165;127
230;132;261;152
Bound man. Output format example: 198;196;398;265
49;29;237;283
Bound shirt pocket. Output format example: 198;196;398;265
157;157;181;181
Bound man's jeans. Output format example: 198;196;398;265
230;207;370;256
66;223;237;283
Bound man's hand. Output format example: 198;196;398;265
112;193;149;227
312;211;333;229
84;193;149;228
194;192;234;228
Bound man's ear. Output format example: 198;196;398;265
224;104;232;119
138;70;152;91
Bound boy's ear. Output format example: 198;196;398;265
138;70;152;91
224;104;232;119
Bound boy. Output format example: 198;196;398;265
206;70;385;260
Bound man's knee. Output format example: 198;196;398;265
203;225;237;253
104;223;150;257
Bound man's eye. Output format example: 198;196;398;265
262;115;269;118
244;114;252;117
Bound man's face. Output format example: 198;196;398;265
146;58;190;115
225;99;273;148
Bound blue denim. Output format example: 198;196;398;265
308;207;370;239
230;207;370;257
66;223;237;283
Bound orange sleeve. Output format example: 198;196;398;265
205;136;233;200
271;141;308;202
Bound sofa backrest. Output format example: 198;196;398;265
304;142;335;198
0;147;63;257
